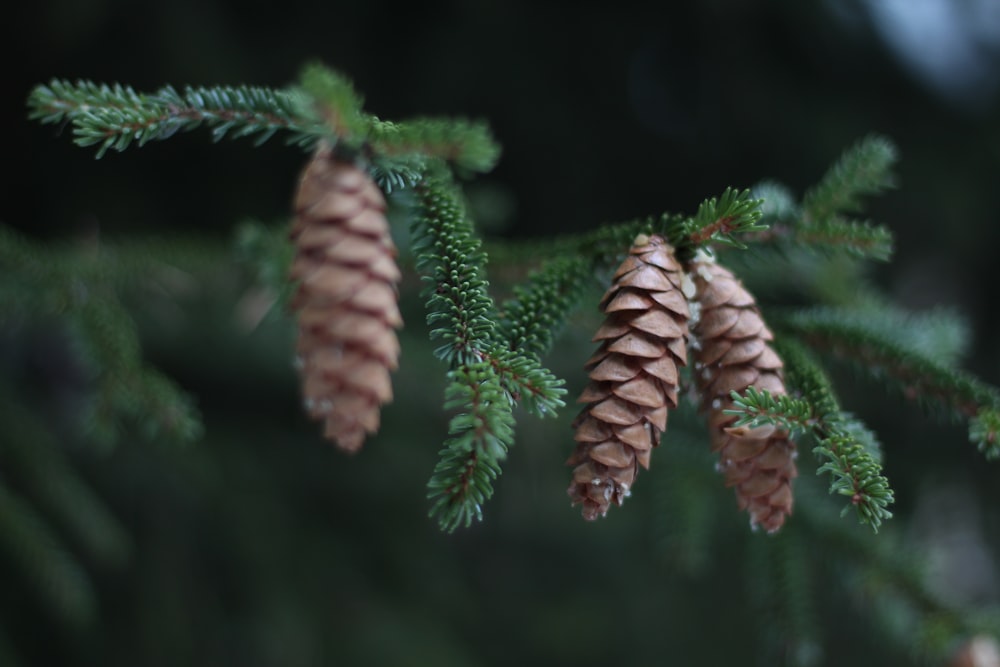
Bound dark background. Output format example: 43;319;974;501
3;1;1000;665
8;1;1000;348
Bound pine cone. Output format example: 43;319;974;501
289;144;402;452
689;257;796;533
568;234;689;519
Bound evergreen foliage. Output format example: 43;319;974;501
14;62;1000;665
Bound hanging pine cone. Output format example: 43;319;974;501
567;234;689;519
288;143;402;452
688;255;796;533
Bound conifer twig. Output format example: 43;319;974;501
780;309;1000;460
677;187;767;250
497;256;591;360
28;79;318;158
427;363;514;532
28;65;500;175
412;176;569;528
411;177;497;367
801;134;898;222
728;340;894;530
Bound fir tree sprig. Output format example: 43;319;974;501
780;308;1000;459
483;348;565;418
725;387;817;438
483;215;660;274
28;79;318;158
483;188;764;273
411;175;571;527
784;339;893;529
367;117;500;175
735;339;895;530
748;218;894;261
497;256;591;361
486;189;765;274
744;137;897;262
677;187;767;250
409;177;570;416
28;64;500;177
293;62;368;142
792;218;893;261
969;409;1000;460
427;363;514;532
0;226;204;448
801;134;898;222
410;177;497;367
786;304;971;368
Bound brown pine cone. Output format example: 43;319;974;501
689;256;796;533
568;234;689;519
289;144;402;452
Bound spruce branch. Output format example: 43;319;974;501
486;196;776;277
752;180;800;224
746;138;896;261
294;61;368;142
412;175;570;526
724;387;818;438
821;303;971;367
1;226;204;448
410;176;497;367
27;65;501;176
749;218;894;261
484;190;764;273
368;159;425;194
368;117;500;174
74;294;203;447
775;339;894;531
427;446;502;533
677;187;767;250
484;208;707;277
482;347;565;418
969;408;1000;461
427;363;515;532
484;215;660;273
780;308;1000;459
498;256;591;360
801;134;898;222
28;79;318;158
794;218;893;261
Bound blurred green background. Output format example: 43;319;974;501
3;1;1000;665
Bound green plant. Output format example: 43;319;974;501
10;62;998;665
